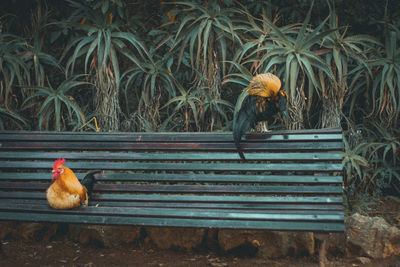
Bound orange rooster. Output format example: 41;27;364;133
46;158;100;209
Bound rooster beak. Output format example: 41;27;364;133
52;170;58;180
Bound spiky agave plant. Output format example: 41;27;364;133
22;74;89;131
342;132;369;194
318;0;379;128
0;32;30;111
121;44;177;131
361;123;400;195
62;0;147;131
23;5;61;88
0;105;28;130
369;30;400;128
161;83;201;132
167;0;244;131
247;1;337;129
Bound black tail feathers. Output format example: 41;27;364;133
233;112;252;160
81;170;101;197
233;97;256;160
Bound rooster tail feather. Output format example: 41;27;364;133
233;110;255;160
233;95;256;160
81;170;101;197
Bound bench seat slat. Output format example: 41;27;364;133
94;202;344;211
1;199;344;211
0;141;343;151
0;204;344;222
93;184;343;194
0;182;343;194
0;172;343;184
0;128;343;142
1;127;341;135
0;133;343;142
0;151;343;161
0;161;343;172
0;192;343;204
0;212;345;231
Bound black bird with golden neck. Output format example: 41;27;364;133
233;73;288;160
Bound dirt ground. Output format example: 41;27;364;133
0;238;399;267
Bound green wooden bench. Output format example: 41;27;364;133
0;128;344;232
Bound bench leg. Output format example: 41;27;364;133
319;239;327;267
0;243;4;259
315;233;328;267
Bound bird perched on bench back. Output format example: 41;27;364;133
46;158;100;209
233;73;289;160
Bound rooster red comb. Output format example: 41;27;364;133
53;158;66;169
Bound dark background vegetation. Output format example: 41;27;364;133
0;0;399;202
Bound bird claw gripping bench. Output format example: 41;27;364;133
0;128;344;256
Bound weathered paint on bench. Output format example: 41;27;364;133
0;128;344;232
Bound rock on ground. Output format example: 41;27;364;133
218;229;315;258
0;222;59;241
68;224;141;247
345;212;400;259
145;227;207;251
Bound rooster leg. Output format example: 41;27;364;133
262;121;270;132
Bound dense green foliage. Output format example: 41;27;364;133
0;0;399;198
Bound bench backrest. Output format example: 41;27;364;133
0;128;344;231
